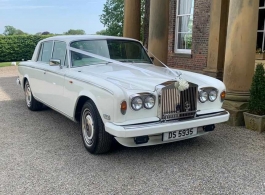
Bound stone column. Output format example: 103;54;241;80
148;0;169;65
204;0;230;80
123;0;141;40
143;0;150;48
223;0;259;126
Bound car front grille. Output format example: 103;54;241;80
158;82;198;121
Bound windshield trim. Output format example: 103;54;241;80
69;39;153;68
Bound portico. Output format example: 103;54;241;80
123;0;260;126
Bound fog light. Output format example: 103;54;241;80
203;125;215;132
134;136;149;145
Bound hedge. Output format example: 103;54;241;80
0;35;52;62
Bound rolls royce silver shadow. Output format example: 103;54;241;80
17;35;230;154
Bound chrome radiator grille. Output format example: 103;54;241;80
158;82;198;120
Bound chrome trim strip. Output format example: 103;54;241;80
19;65;114;95
65;75;114;95
18;64;65;76
122;111;228;129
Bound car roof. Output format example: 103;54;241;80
41;35;139;44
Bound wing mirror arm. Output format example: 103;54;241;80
49;59;62;69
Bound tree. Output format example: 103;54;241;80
3;26;17;35
3;26;27;35
42;31;50;35
100;0;145;39
16;29;27;35
100;0;124;37
64;29;86;35
96;29;107;35
248;64;265;115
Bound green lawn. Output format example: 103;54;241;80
0;62;19;68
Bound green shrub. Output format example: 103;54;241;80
0;35;52;62
248;64;265;115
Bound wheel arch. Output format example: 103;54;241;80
74;94;103;123
22;75;30;90
74;96;93;122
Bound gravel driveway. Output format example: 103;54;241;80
0;66;265;195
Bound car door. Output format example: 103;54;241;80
30;41;54;101
42;41;68;112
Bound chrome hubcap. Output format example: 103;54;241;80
82;109;94;146
25;84;32;107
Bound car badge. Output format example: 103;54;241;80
184;101;191;112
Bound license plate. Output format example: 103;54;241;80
163;128;197;141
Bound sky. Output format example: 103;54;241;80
0;0;106;35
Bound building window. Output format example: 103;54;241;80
175;0;194;54
257;0;265;52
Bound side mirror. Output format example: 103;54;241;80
49;59;62;68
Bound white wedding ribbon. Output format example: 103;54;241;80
68;47;182;81
147;50;182;80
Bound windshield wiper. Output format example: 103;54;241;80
119;60;135;63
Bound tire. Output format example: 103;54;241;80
24;80;43;111
80;100;113;154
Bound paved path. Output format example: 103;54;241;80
0;66;265;195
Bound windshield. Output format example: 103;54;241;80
70;39;152;67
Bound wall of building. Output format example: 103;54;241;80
167;0;211;73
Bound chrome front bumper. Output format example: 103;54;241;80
105;111;230;138
115;127;209;147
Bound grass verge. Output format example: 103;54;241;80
0;62;19;68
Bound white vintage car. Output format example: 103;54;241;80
17;35;229;154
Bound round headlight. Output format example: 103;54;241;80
144;96;155;109
131;97;143;111
209;90;218;102
199;91;208;103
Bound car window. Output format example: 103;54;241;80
37;44;44;61
52;41;67;65
71;51;106;67
38;41;53;63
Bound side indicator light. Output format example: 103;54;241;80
221;91;226;102
121;101;127;115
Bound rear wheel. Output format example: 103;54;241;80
81;101;113;154
24;80;43;111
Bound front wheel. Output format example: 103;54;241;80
24;80;43;111
81;101;113;154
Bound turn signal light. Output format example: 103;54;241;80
220;91;226;102
121;101;127;115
